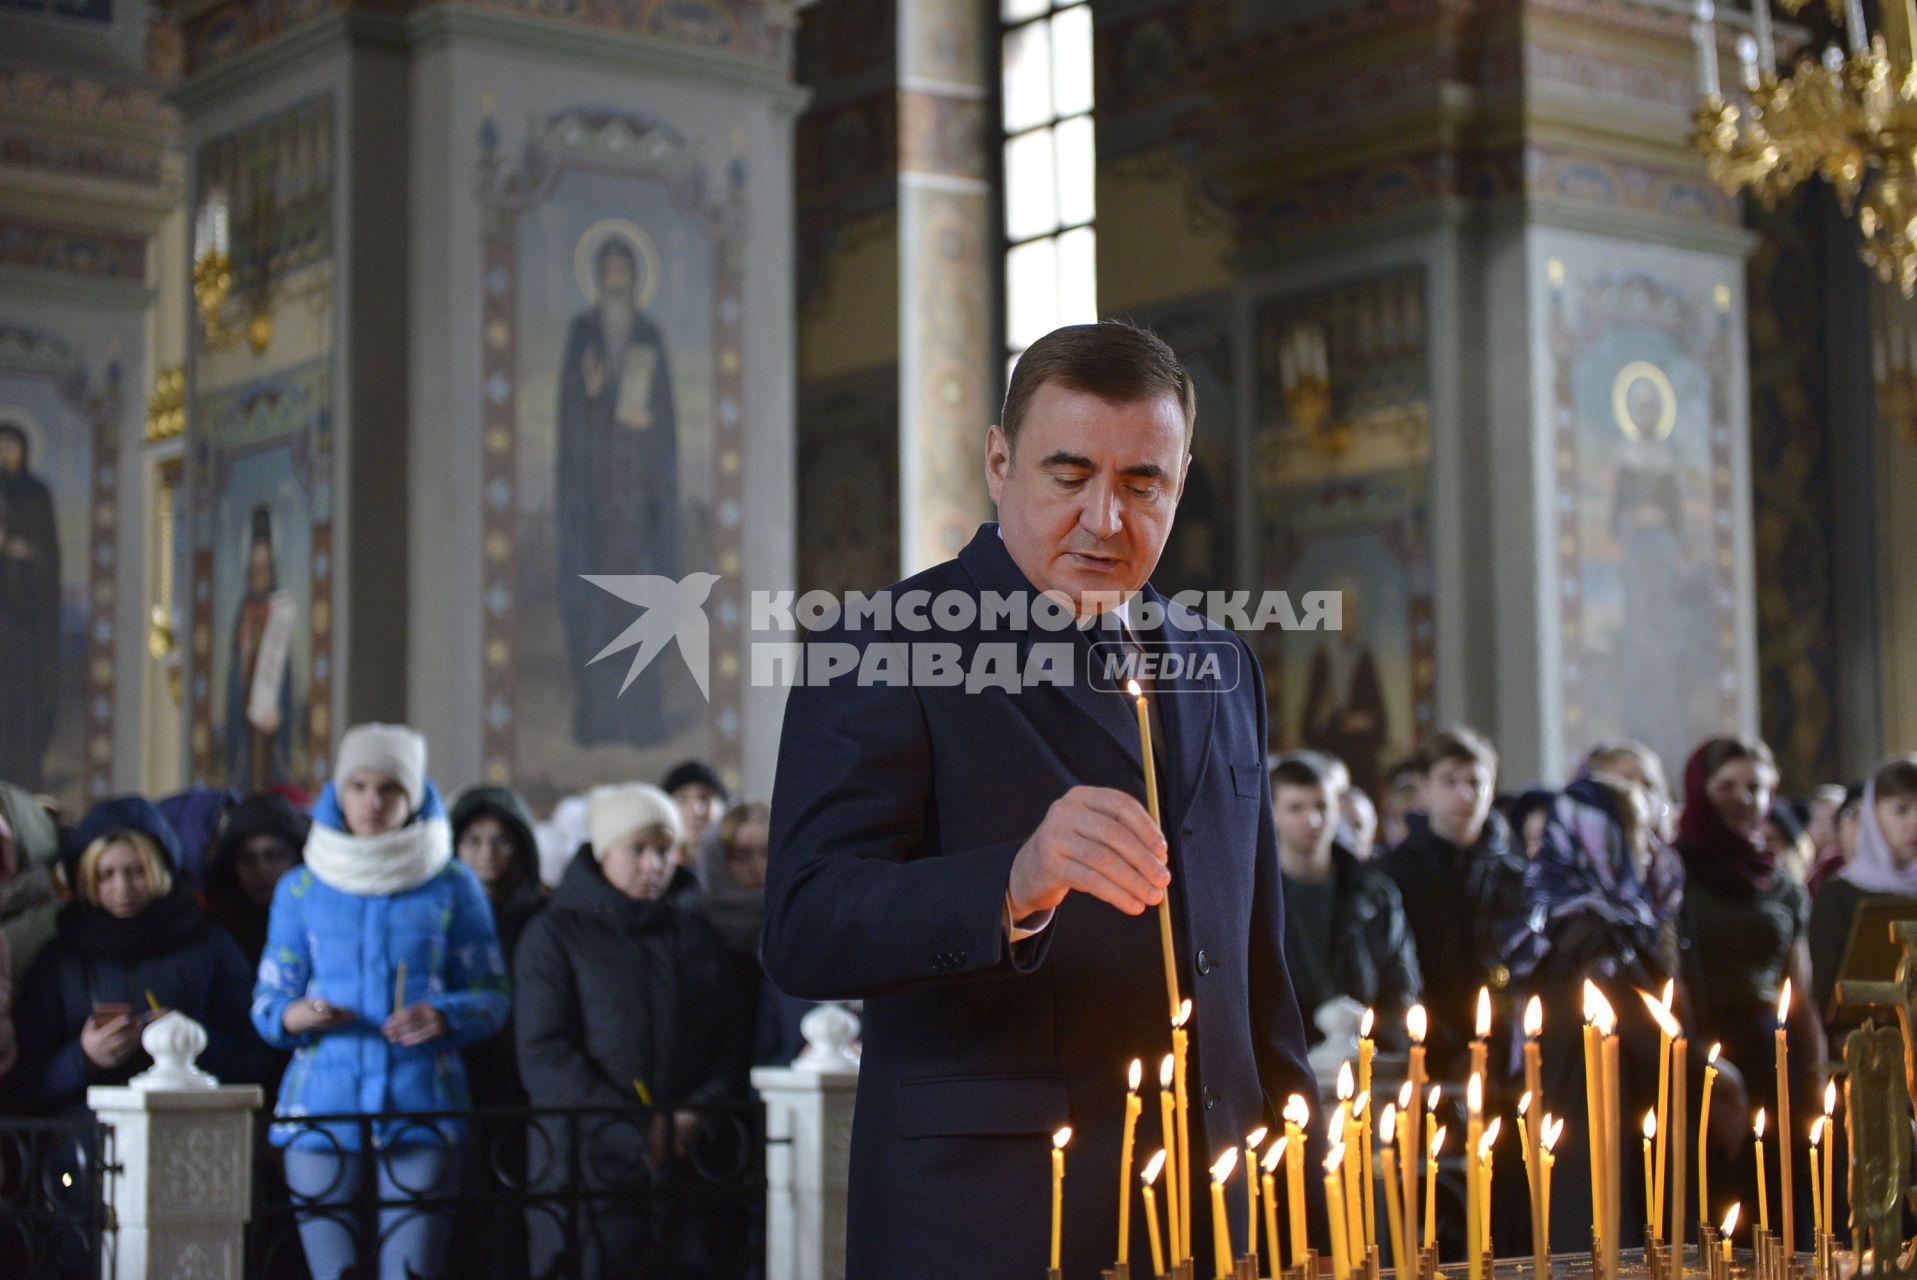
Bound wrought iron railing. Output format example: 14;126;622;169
248;1103;765;1280
0;1114;115;1280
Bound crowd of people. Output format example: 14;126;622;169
1272;724;1917;1253
1;714;1914;1274
0;725;788;1280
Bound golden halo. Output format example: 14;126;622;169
0;404;47;466
574;218;661;309
1611;360;1677;443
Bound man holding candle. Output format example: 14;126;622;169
764;321;1315;1277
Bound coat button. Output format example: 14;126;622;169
1202;1086;1216;1111
1196;950;1213;975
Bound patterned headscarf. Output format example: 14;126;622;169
1506;777;1685;982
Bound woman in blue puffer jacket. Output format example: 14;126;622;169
252;723;508;1280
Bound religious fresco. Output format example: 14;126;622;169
1545;250;1742;777
1253;265;1435;800
186;92;335;791
0;322;122;808
477;102;747;807
797;364;897;598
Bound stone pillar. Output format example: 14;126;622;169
87;1011;264;1280
751;1003;862;1280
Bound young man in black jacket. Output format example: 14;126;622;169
1272;753;1421;1049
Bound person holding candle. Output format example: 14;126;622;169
248;724;510;1280
1674;736;1826;1242
762;321;1316;1278
1271;754;1423;1050
1378;726;1527;1080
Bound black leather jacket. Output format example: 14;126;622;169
1283;843;1424;1050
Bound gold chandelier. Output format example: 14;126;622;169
1692;0;1917;293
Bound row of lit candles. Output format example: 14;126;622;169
1047;978;1837;1279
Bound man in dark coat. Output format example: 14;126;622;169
763;322;1314;1278
0;421;60;792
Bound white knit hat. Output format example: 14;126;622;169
334;723;428;814
586;782;683;859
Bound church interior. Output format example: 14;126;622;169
6;0;1917;1277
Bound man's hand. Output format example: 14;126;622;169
1007;786;1170;920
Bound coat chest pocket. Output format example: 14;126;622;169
895;1073;1070;1138
1229;762;1263;800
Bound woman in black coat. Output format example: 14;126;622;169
451;784;546;1107
515;783;742;1279
13;797;269;1115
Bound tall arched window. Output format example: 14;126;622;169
1001;0;1096;367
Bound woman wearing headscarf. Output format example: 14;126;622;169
203;793;308;970
1675;735;1825;1238
449;784;545;1107
1808;755;1917;1021
1504;772;1700;1251
253;723;509;1280
12;797;268;1114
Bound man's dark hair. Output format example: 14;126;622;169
1419;725;1499;775
1270;757;1327;794
1000;321;1196;453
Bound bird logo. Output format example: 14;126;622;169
581;572;721;702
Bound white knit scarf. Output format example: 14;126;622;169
304;816;453;897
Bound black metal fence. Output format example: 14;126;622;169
248;1103;765;1280
0;1115;115;1280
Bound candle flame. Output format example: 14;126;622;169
1643;1110;1658;1140
1381;1104;1398;1143
1583;979;1604;1024
1593;991;1617;1036
1326;1144;1345;1174
1753;1108;1766;1140
1399;1080;1414;1110
1519;1090;1533;1117
1428;1085;1442;1113
1128;1059;1143;1092
1722;1203;1741;1238
1362;1007;1376;1039
1248;1125;1269;1150
1326;1111;1344;1144
1524;994;1543;1038
1825;1078;1837;1116
1778;978;1792;1026
1264;1137;1287;1172
1408;1004;1428;1044
1476;987;1492;1037
1054;1126;1073;1149
1161;1055;1175;1089
1543;1116;1564;1151
1354;1091;1370;1119
1127;679;1143;698
1639;988;1681;1039
1175;998;1193;1029
1143;1149;1167;1184
1431;1126;1448;1158
1338;1061;1355;1100
1285;1094;1310;1126
1810;1117;1825;1147
1708;1042;1722;1066
1467;1072;1483;1114
1662;978;1676;1011
1480;1117;1502;1154
1212;1147;1239;1183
